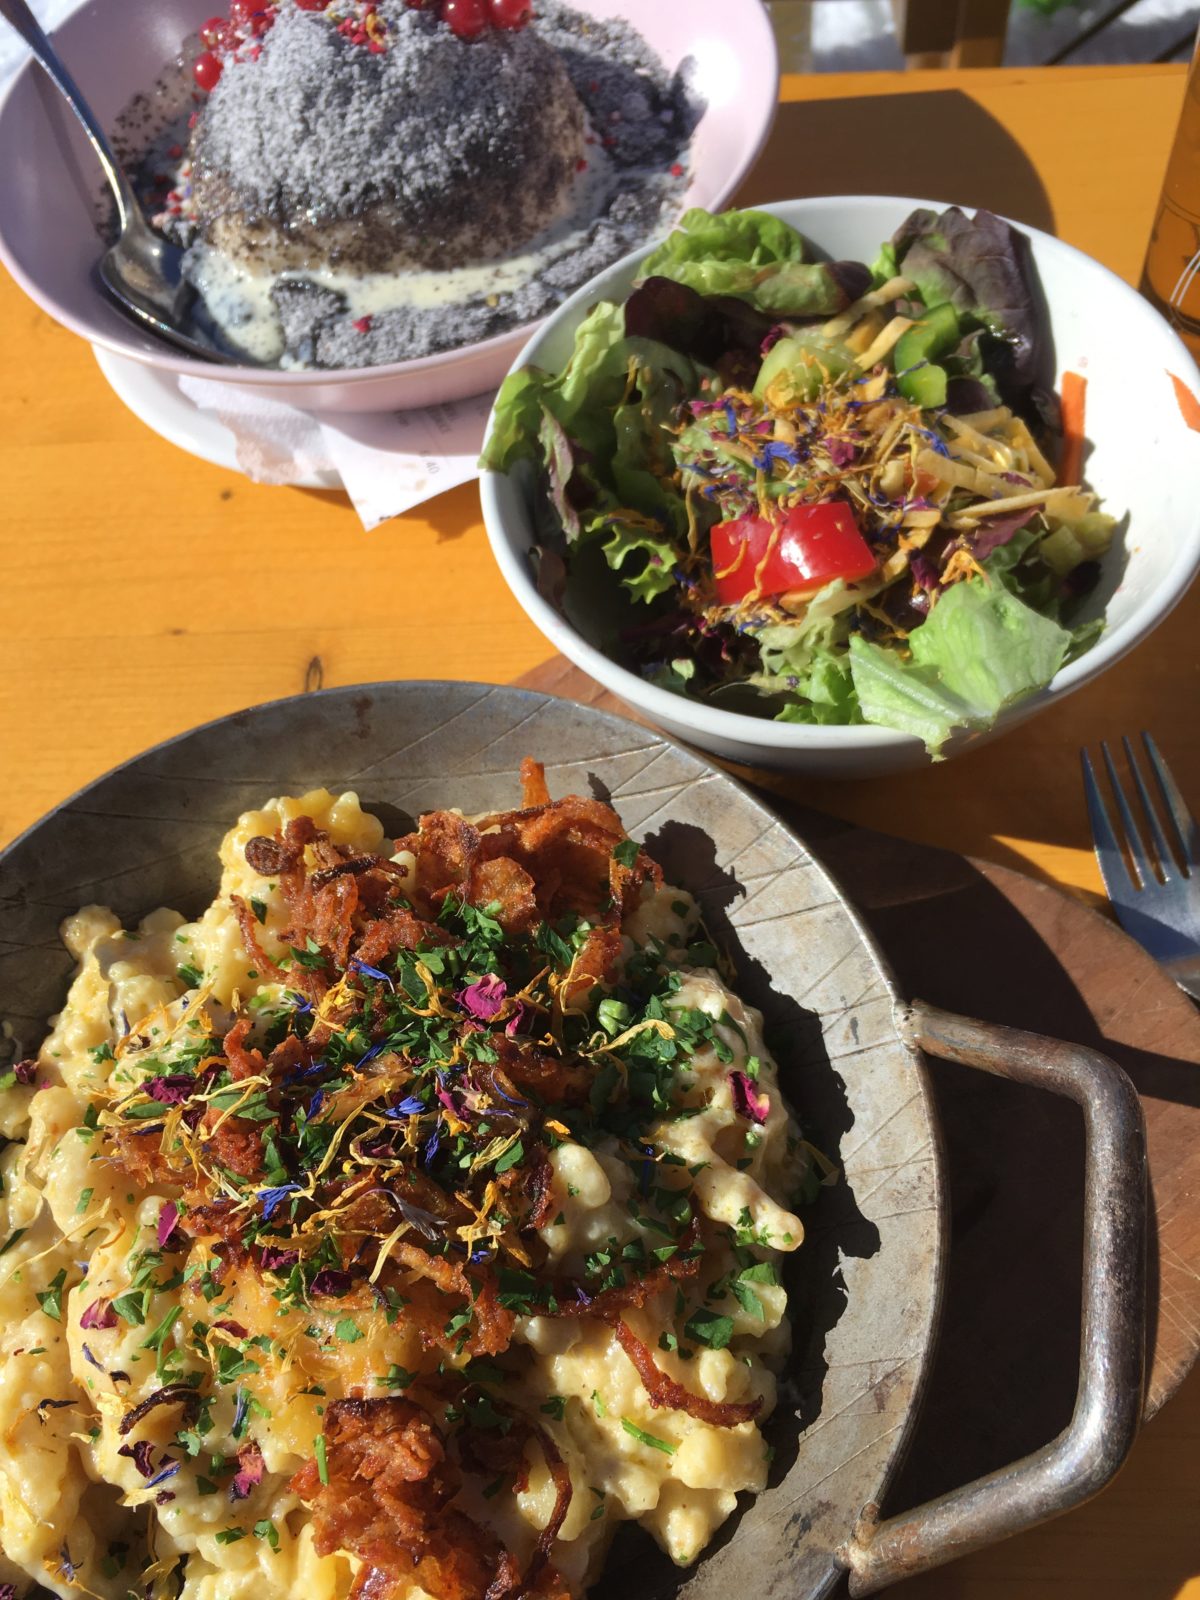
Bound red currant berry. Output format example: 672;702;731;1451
294;0;331;9
199;14;227;46
230;0;264;22
488;0;531;27
193;50;223;89
443;0;488;38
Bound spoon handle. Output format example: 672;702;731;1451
0;0;139;229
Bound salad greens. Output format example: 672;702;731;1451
484;205;1114;757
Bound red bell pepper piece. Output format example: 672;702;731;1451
711;503;876;605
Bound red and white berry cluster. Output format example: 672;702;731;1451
194;1;279;90
193;0;530;89
403;0;533;39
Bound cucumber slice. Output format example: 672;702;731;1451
754;334;853;404
894;303;960;407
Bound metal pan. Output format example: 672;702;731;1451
0;682;1146;1597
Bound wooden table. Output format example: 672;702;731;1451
1;60;1197;1600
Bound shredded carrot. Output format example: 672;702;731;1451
1168;370;1200;434
1058;371;1088;486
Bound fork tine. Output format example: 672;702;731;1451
1101;741;1154;889
1122;735;1177;883
1143;733;1200;872
1082;747;1139;898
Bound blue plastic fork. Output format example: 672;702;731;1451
1082;734;1200;1002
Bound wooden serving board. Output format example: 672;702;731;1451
516;658;1200;1511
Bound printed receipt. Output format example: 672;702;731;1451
176;374;493;528
318;393;494;529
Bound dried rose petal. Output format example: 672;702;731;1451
259;1247;299;1274
825;437;858;468
157;1203;180;1250
230;1440;265;1500
80;1299;118;1331
729;1071;770;1126
118;1440;156;1478
309;1269;352;1298
145;1075;195;1105
456;974;506;1021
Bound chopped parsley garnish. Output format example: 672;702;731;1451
376;1365;415;1391
36;1269;68;1321
112;1290;148;1326
493;1140;524;1175
621;1419;675;1455
684;1309;735;1350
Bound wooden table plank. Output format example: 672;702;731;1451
2;62;1199;1600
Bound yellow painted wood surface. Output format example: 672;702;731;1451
1;61;1198;1600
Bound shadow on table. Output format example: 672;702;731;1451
736;90;1056;236
773;803;1200;1523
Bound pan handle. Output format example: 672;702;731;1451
836;999;1147;1595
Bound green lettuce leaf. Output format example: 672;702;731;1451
610;348;700;533
597;516;679;604
752;580;859;677
849;575;1072;756
482;302;630;471
483;369;545;473
774;648;861;725
638;207;866;315
642;208;807;277
745;583;864;725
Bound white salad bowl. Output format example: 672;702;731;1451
480;194;1200;777
0;0;778;413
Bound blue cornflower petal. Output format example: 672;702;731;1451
386;1095;425;1118
258;1183;301;1221
350;959;393;985
422;1128;441;1171
907;423;951;457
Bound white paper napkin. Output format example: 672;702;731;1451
177;376;493;529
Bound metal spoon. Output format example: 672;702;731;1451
0;0;243;363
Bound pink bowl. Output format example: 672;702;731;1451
0;0;778;413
